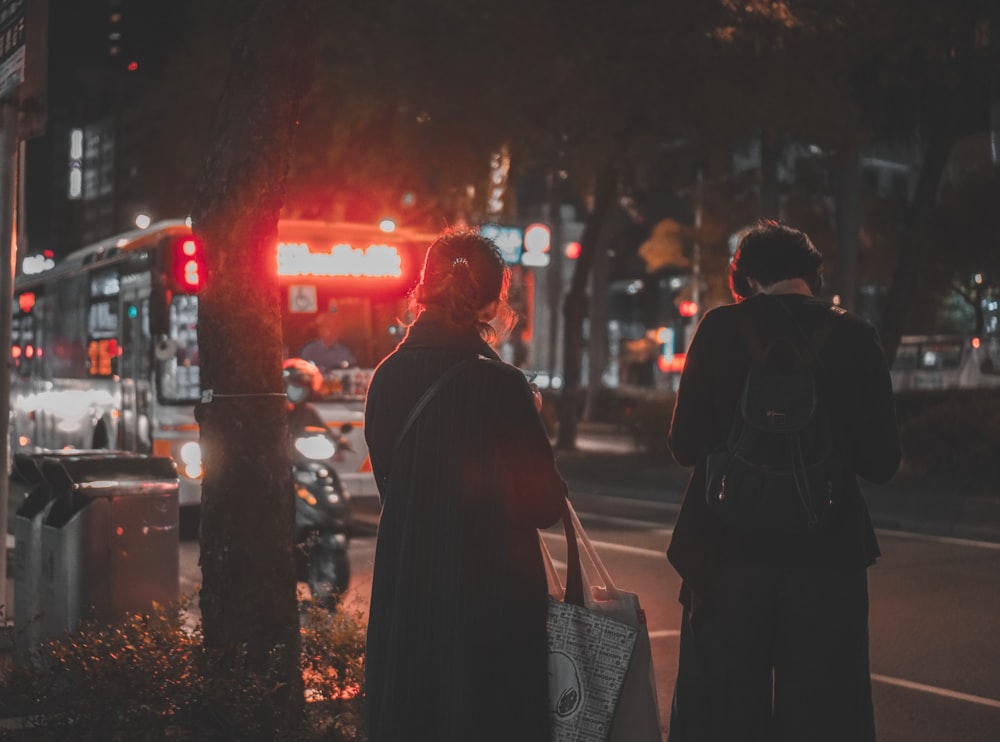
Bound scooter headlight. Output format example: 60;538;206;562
294;433;336;460
179;441;202;479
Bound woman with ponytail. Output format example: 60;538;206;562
363;229;566;742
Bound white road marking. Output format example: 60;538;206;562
576;513;674;533
871;674;1000;709
648;629;680;639
539;530;666;559
876;529;1000;550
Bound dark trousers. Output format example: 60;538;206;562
668;564;875;742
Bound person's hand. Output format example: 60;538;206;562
529;382;543;413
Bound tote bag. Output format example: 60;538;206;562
541;499;662;742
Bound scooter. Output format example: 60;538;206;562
283;357;353;608
291;423;352;608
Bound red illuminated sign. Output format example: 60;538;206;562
276;242;403;278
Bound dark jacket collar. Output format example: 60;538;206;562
400;310;502;361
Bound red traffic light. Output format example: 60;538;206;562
172;237;204;291
678;300;699;318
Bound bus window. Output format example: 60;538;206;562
892;343;918;371
86;268;121;377
87;300;120;377
11;293;39;378
46;274;89;379
158;294;200;402
918;341;963;370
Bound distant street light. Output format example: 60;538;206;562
135;214;151;229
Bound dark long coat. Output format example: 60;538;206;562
363;312;565;742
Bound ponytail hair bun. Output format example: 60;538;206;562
411;229;515;342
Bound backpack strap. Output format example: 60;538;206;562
733;312;770;365
735;299;841;368
775;299;843;367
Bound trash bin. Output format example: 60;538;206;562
12;453;60;649
24;453;179;642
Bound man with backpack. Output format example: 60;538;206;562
665;220;901;742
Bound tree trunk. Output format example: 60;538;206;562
759;129;781;219
834;143;862;311
190;0;317;728
878;110;956;366
556;155;619;450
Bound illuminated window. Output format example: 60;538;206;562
88;337;120;376
68;129;84;199
70;129;83;159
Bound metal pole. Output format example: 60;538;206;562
692;168;702;312
547;172;563;377
0;98;19;615
686;168;703;350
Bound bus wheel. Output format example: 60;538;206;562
91;420;111;449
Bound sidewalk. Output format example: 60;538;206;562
561;422;1000;544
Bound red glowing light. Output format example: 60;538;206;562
276;242;402;278
971;337;981;349
173;237;203;290
678;300;699;318
11;346;21;359
127;61;138;71
658;353;687;373
18;292;35;313
565;241;581;260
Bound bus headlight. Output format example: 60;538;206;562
179;441;202;479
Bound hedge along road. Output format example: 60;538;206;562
179;495;1000;741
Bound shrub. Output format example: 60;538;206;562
0;597;368;741
896;390;1000;490
298;603;368;740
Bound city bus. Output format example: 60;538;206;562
10;219;437;507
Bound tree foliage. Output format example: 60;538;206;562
141;0;1000;446
926;167;1000;336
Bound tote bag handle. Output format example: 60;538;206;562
541;497;622;606
565;500;622;597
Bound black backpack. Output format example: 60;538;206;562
705;302;846;534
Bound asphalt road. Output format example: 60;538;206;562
177;488;1000;742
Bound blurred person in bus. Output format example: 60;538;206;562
297;308;357;372
363;229;566;742
665;220;901;742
